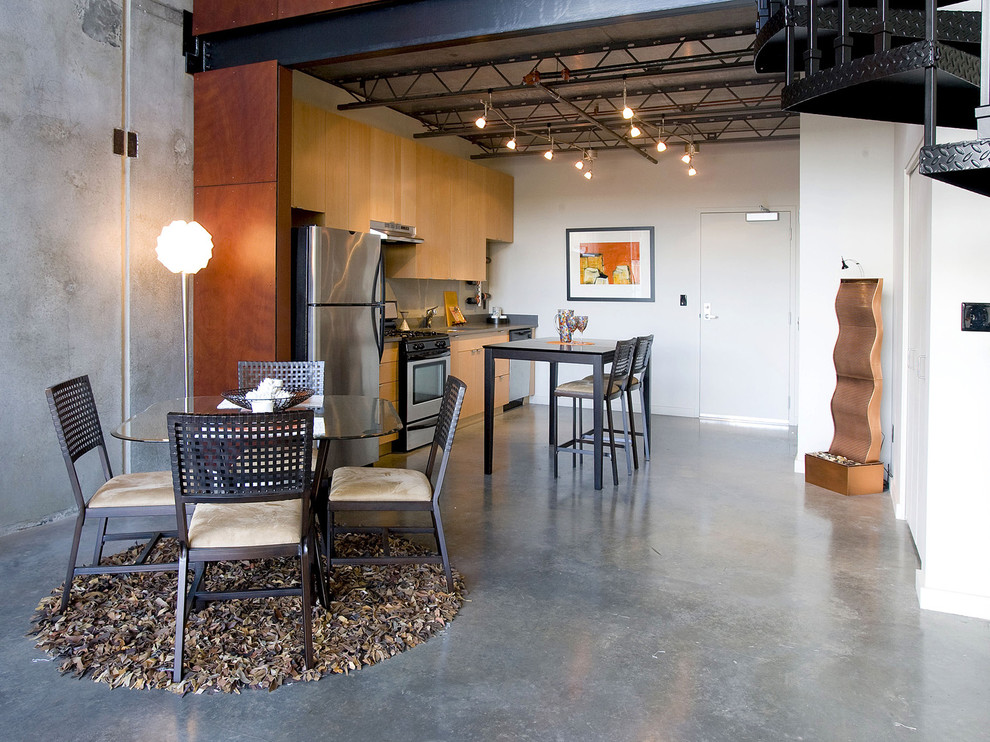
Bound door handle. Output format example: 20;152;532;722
702;302;719;320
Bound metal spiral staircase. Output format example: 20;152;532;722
755;0;990;197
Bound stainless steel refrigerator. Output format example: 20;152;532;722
293;226;384;468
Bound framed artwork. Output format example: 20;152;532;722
565;226;655;302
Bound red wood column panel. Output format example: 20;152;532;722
193;61;292;395
194;62;279;187
194;0;388;35
193;182;279;394
193;1;277;35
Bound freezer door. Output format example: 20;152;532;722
303;226;383;305
308;305;382;396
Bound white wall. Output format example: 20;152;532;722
488;139;800;414
795;115;898;473
917;172;990;618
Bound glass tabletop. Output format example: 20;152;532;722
112;395;402;443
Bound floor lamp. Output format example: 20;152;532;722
155;220;214;399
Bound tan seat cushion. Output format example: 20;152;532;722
581;374;640;388
89;470;174;509
329;466;432;503
554;379;624;399
187;500;302;549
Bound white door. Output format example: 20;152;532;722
699;211;794;424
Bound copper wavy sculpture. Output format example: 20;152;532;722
829;278;883;463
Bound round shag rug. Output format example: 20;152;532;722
30;534;464;694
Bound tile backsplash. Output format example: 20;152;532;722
385;278;489;325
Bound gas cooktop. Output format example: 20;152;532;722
385;329;447;340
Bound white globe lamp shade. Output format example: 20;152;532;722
155;220;214;275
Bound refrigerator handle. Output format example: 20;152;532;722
373;304;384;361
373;248;384;304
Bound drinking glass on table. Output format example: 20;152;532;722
573;315;588;342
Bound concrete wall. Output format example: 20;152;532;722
0;0;193;534
486;138;800;414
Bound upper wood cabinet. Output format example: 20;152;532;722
290;106;512;281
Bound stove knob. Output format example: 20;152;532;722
437;340;447;348
412;342;424;350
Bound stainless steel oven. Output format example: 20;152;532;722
396;333;451;451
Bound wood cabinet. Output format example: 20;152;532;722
291;106;511;281
485;168;514;243
450;332;510;418
379;344;399;448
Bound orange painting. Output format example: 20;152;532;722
578;241;641;285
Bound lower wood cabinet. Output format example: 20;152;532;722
450;332;510;418
379;344;399;450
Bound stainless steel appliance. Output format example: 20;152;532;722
293;226;384;468
507;327;533;408
388;330;451;451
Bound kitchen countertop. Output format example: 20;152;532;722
385;314;538;342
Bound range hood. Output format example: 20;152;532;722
370;220;424;244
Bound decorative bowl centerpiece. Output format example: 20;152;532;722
222;385;314;412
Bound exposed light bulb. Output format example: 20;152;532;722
584;170;593;180
475;115;486;129
688;164;697;176
544;148;554;161
629;124;641;137
506;137;516;150
575;160;584;170
622;106;633;119
656;140;667;153
681;152;691;164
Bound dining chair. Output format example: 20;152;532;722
626;335;654;464
326;376;467;592
46;374;178;614
237;360;325;394
166;409;319;682
552;338;637;485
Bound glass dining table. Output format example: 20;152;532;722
112;394;403;484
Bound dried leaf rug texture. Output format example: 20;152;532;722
29;535;465;695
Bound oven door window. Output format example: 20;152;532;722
411;359;446;406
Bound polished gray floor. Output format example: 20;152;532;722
3;409;988;741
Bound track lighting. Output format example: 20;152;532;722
575;159;584;170
544;126;554;160
629;124;641;138
656;140;667;153
584;169;593;180
576;150;596;179
475;101;487;128
681;142;698;164
687;163;697;176
621;79;633;119
506;126;517;150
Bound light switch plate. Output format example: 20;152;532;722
961;303;990;331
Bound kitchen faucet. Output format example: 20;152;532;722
422;306;438;328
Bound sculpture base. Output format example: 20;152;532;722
805;453;884;496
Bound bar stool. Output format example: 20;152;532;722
552;338;637;485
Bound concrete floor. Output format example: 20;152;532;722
3;408;989;741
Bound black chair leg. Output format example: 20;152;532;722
571;398;578;467
432;506;454;592
300;540;314;669
639;385;651;460
624;392;639;470
605;399;619;485
552;395;559;478
91;516;108;565
619;395;633;474
59;512;87;613
172;548;189;683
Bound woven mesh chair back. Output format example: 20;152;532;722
167;411;314;506
237;361;325;395
46;375;105;464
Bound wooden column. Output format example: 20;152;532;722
192;60;292;395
